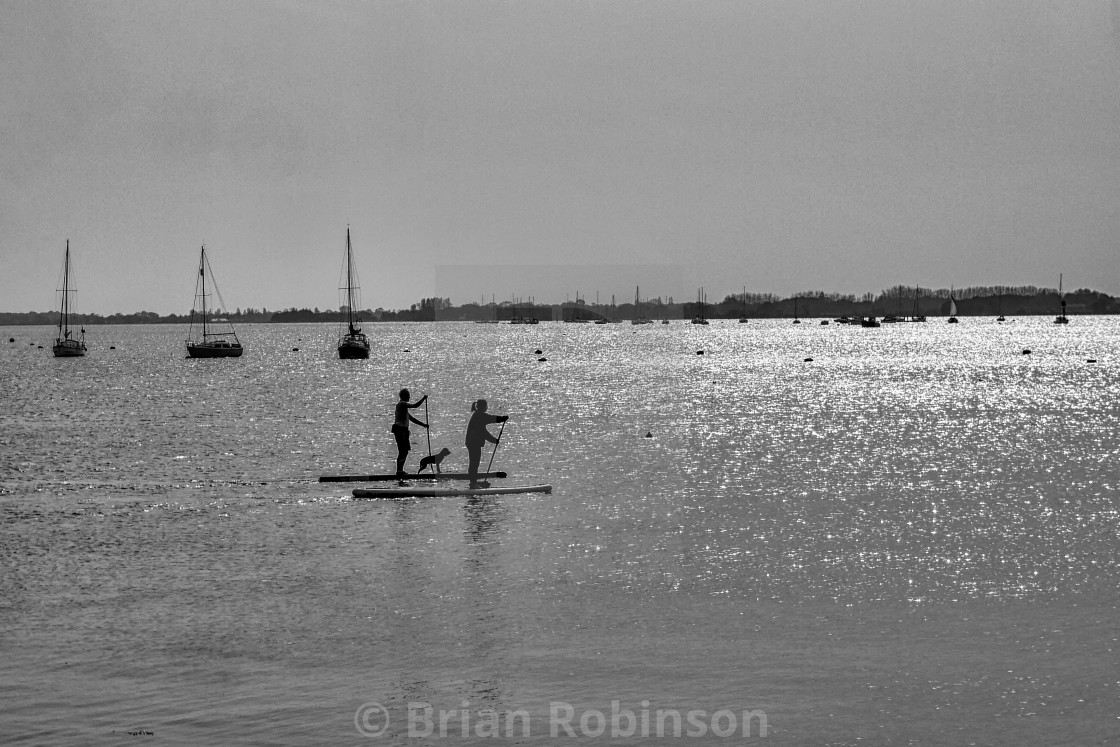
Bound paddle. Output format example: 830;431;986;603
423;394;433;463
485;418;507;476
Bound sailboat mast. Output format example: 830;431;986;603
59;240;70;338
346;227;355;326
199;246;208;340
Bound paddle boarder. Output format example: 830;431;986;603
465;398;508;489
393;389;429;476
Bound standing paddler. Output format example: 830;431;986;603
465;398;508;489
392;388;429;476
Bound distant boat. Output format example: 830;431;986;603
861;316;880;328
508;297;539;324
631;286;652;324
738;286;749;323
476;294;499;323
1054;274;1069;324
910;285;927;322
792;297;801;324
337;227;370;359
186;245;243;358
52;240;87;357
996;291;1006;322
691;287;709;325
947;289;959;323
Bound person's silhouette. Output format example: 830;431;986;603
464;399;508;488
392;388;428;476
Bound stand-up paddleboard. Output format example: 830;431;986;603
320;471;507;483
353;483;551;498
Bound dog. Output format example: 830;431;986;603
417;447;452;474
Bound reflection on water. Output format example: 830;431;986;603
1;319;1118;744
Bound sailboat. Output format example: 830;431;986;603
947;287;959;323
186;245;243;358
337;227;370;359
691;288;709;325
476;294;499;323
909;285;927;322
996;290;1006;322
738;286;749;323
1054;274;1069;324
631;286;652;324
52;240;87;357
792;296;801;324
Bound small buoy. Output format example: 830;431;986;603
291;347;299;352
645;431;653;438
538;357;547;362
1087;359;1097;363
1022;349;1031;355
109;346;116;350
37;345;43;349
804;357;813;362
696;350;704;355
403;349;410;352
534;349;543;354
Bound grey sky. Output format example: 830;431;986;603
3;0;1118;314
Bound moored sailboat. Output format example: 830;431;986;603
186;245;243;358
52;240;87;357
947;288;959;323
476;295;499;323
1054;274;1069;324
909;285;927;322
631;286;652;324
337;227;370;359
691;287;709;325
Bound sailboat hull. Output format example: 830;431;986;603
52;340;87;357
187;342;243;358
338;335;370;359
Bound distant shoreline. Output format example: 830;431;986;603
6;286;1118;324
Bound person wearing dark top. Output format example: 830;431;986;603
464;398;508;489
392;389;428;476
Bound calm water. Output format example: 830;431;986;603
1;319;1117;745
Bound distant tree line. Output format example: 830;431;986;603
2;287;1117;325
